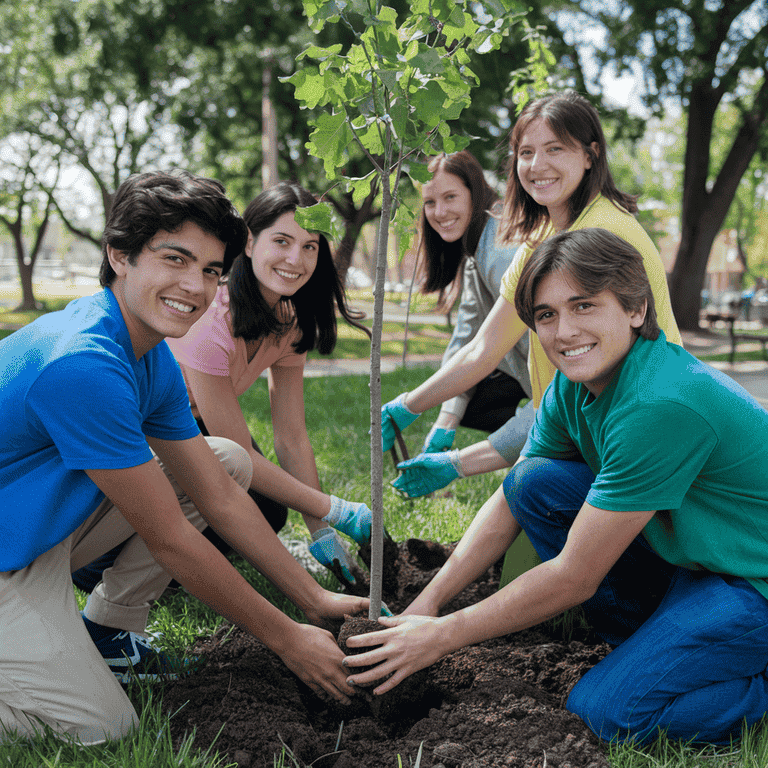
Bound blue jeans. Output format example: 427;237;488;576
504;457;768;745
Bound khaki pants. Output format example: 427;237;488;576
0;437;251;745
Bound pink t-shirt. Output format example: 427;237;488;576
166;284;306;416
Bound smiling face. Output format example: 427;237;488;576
533;269;646;397
421;169;473;244
516;118;596;231
246;210;319;307
107;221;226;359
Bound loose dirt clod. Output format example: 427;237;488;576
162;541;612;768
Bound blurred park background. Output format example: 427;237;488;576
0;0;766;332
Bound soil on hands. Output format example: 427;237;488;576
162;540;612;768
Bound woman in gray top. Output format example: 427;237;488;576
393;151;535;498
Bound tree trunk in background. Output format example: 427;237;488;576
261;60;279;189
333;186;380;285
669;79;768;330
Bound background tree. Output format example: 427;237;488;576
555;0;768;329
0;0;569;286
90;0;553;279
0;0;188;247
0;136;61;310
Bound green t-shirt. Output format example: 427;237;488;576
523;331;768;601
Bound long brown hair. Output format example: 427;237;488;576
417;151;498;306
500;91;637;246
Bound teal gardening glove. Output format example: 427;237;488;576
323;495;371;546
381;393;420;452
421;426;456;454
392;449;465;498
309;528;356;584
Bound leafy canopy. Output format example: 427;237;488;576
285;0;525;245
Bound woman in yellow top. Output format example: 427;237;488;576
381;90;681;458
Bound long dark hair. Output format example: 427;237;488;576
227;182;368;354
417;151;498;305
500;91;638;246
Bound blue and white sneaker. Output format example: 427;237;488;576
82;614;193;685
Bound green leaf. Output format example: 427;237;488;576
388;98;408;140
407;79;449;127
300;43;344;61
391;198;418;261
306;111;354;179
440;133;470;154
293;201;340;242
408;47;444;75
284;69;328;109
361;7;401;61
443;8;477;47
353;115;386;155
406;162;434;184
301;0;343;32
376;67;399;93
346;171;377;207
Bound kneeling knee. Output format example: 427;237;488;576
503;457;554;521
567;676;648;745
206;437;253;489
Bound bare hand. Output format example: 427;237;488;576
304;590;369;626
342;614;449;695
279;623;356;704
401;594;440;617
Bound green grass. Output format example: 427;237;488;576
306;320;451;361
0;298;73;327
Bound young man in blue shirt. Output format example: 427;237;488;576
0;170;367;745
344;227;768;746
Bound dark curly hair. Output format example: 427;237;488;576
227;182;369;354
100;170;246;287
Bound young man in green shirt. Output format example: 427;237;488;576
344;227;768;746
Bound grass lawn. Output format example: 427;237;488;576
2;296;768;765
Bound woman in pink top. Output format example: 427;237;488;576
73;183;373;588
168;182;373;582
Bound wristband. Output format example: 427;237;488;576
447;449;466;478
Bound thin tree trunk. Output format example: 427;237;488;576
368;176;391;620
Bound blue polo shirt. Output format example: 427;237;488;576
0;288;199;570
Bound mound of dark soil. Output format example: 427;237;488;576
162;540;612;768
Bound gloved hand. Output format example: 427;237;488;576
324;496;372;546
421;426;456;454
309;528;356;584
381;393;419;452
392;450;463;498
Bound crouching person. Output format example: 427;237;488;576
0;170;367;746
343;227;768;746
